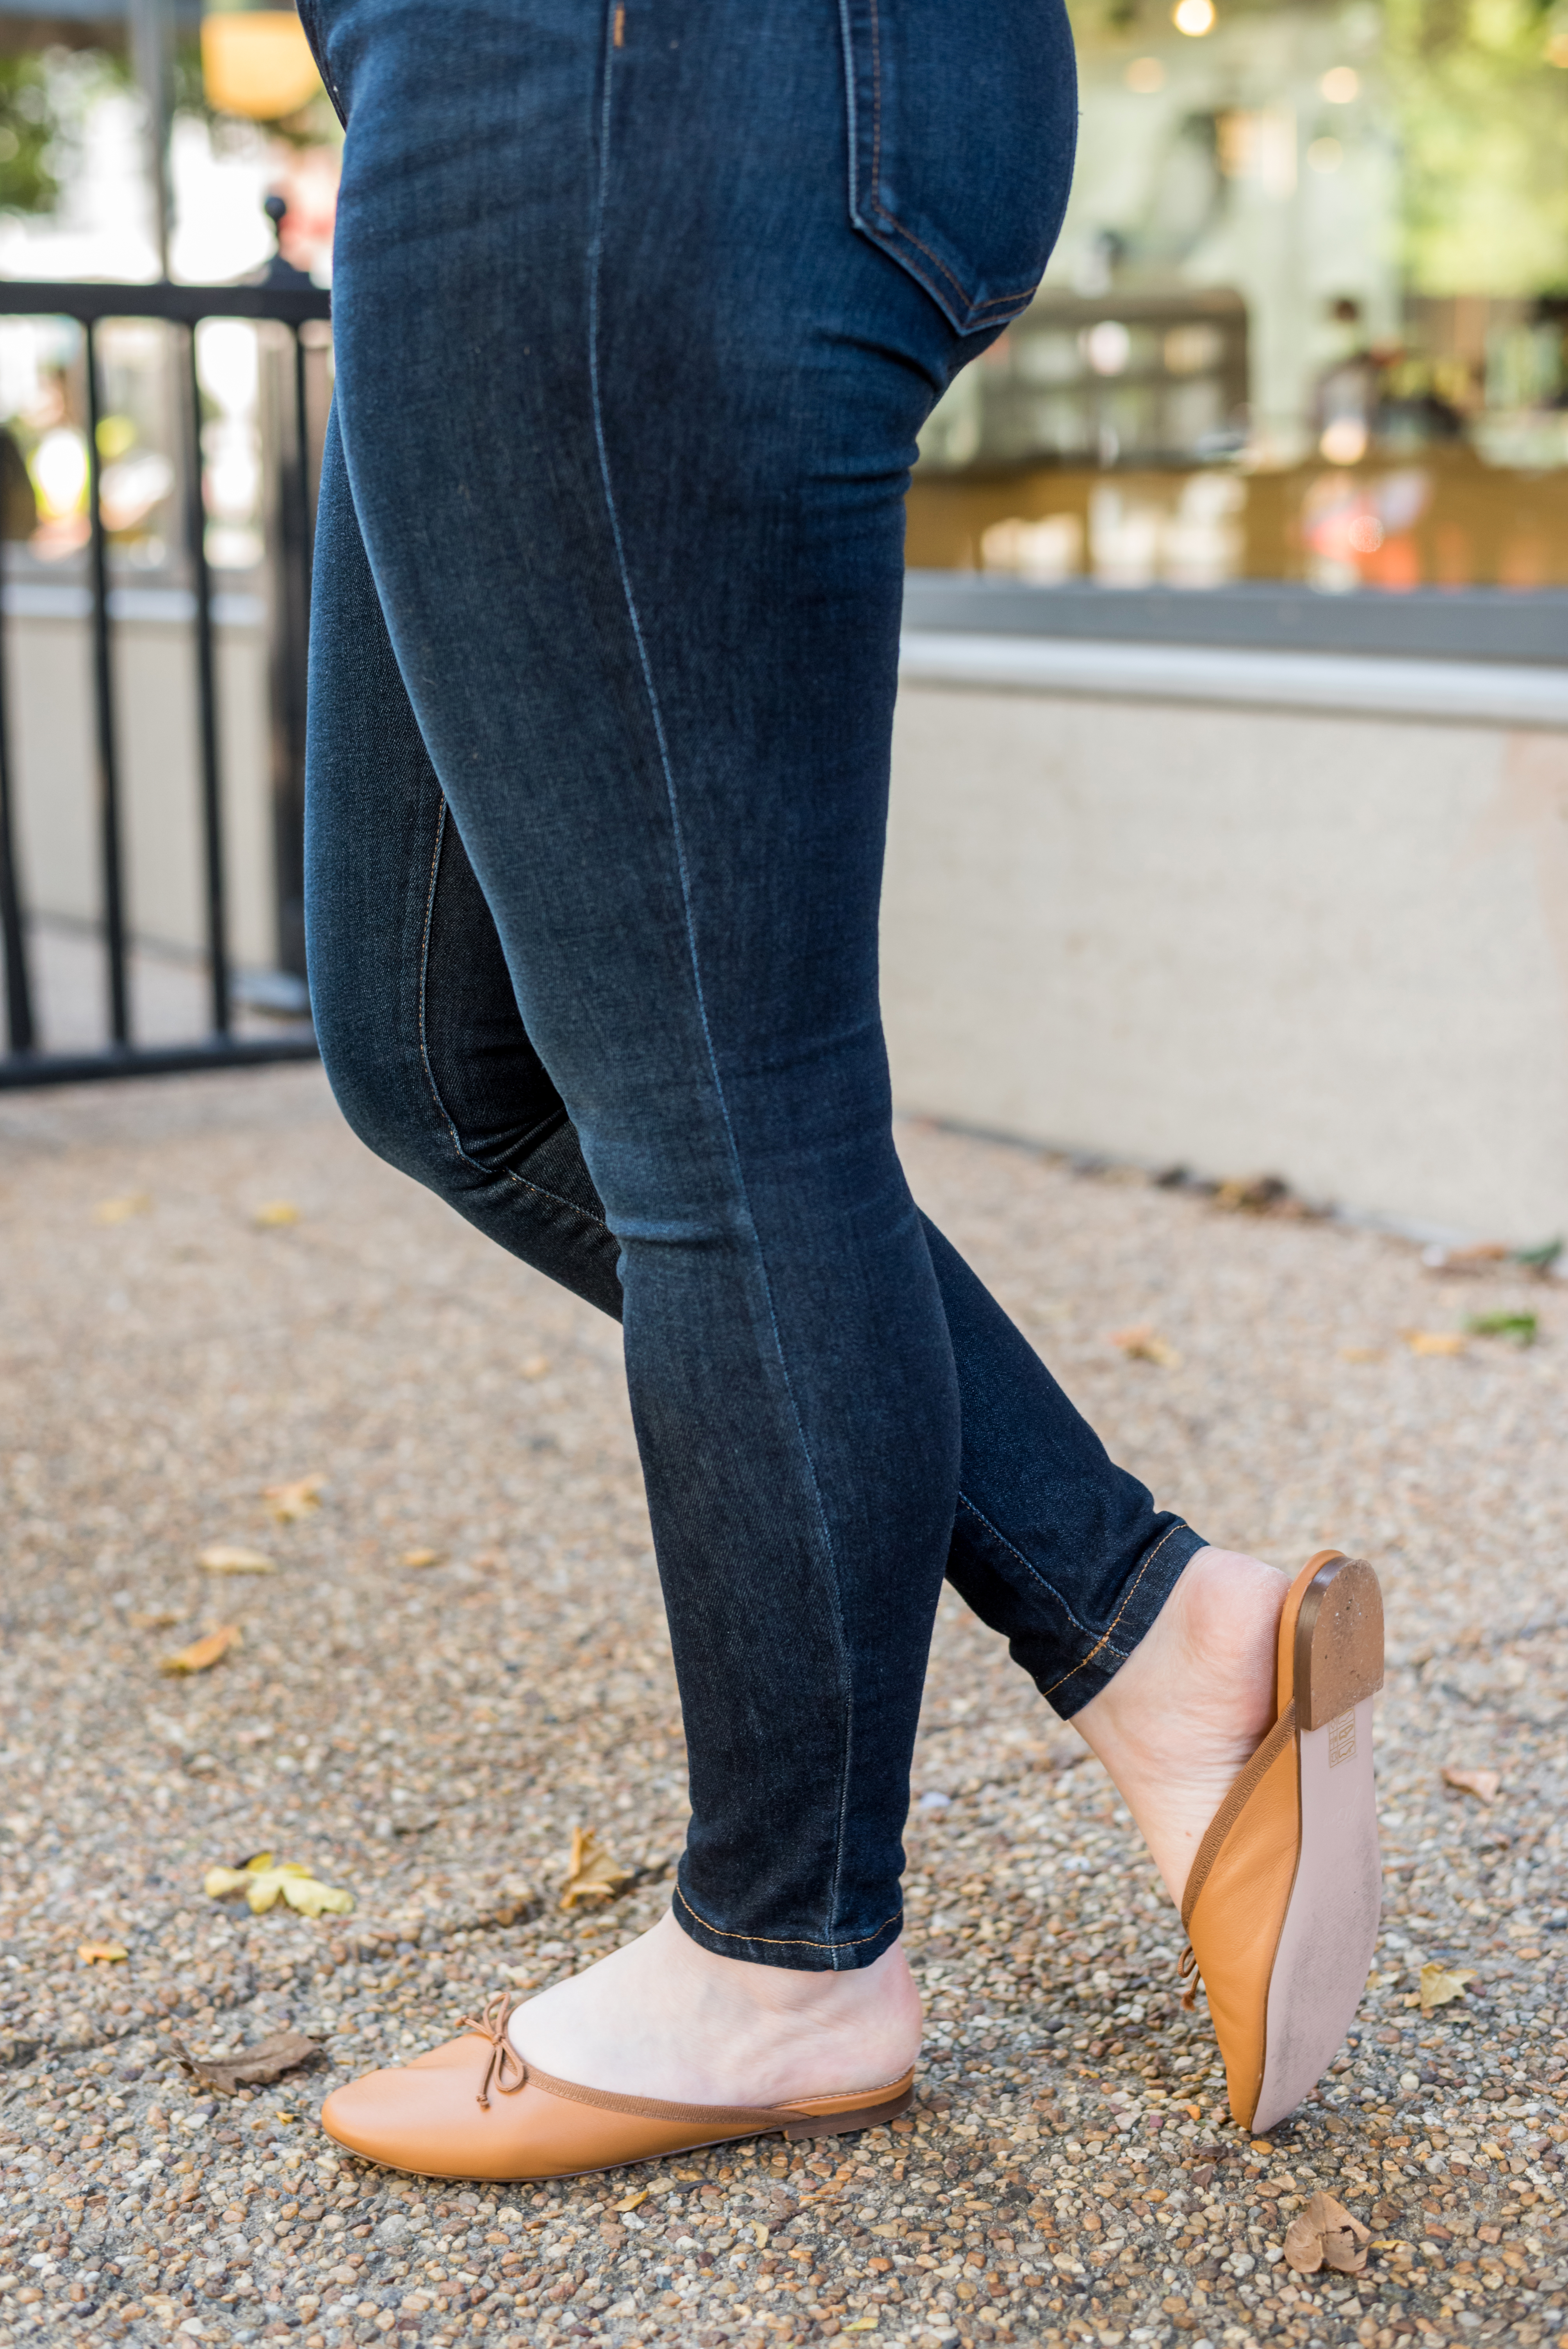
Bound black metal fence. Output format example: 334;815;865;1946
0;278;330;1088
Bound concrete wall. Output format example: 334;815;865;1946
9;591;277;973
883;656;1568;1241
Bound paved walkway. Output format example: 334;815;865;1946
0;1065;1564;2349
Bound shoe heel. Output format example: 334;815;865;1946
1294;1554;1383;1729
782;2085;914;2141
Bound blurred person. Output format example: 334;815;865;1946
301;0;1383;2182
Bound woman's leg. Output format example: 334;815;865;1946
308;405;1206;1720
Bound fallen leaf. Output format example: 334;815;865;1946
263;1473;325;1522
203;1854;354;1918
1213;1173;1292;1214
559;1825;634;1911
94;1192;151;1225
1442;1766;1500;1804
614;2189;649;2214
198;1543;275;1574
1421;1240;1509;1275
752;2222;768;2248
1402;1330;1466;1357
402;1547;443;1568
1338;1345;1384;1363
172;2029;323;2096
252;1200;299;1228
520;1355;552;1379
77;1942;128;1965
1465;1310;1538;1347
1513;1235;1564;1275
1107;1322;1181;1368
1418;1960;1477;2015
129;1609;183;1631
159;1625;240;1675
1283;2190;1370;2275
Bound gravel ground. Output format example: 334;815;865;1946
1;1064;1564;2349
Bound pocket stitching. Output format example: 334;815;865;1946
860;0;1046;324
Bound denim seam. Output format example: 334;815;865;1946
676;1883;901;1957
953;1487;1110;1653
591;12;854;1960
1037;1520;1188;1703
857;0;1040;321
414;795;613;1235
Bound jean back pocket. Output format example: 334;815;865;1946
839;0;1077;336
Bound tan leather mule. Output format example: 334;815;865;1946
319;1993;915;2181
1181;1549;1383;2135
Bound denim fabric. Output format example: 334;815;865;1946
302;0;1204;1971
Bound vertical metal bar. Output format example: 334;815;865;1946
83;317;130;1048
0;558;36;1053
266;324;311;983
185;318;230;1035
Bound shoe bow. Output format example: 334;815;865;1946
457;1991;529;2108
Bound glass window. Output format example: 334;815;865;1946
910;0;1568;592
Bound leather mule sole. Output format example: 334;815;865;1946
319;1999;917;2183
1183;1551;1384;2135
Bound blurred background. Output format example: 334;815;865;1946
0;0;1564;1242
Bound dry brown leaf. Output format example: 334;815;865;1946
559;1825;634;1911
520;1355;552;1379
1418;1960;1477;2015
1213;1173;1292;1215
159;1624;240;1676
1107;1322;1181;1368
77;1942;128;1965
1338;1345;1384;1364
263;1473;325;1523
1442;1765;1500;1804
94;1192;151;1225
129;1608;183;1631
172;2029;322;2096
1283;2191;1370;2275
1402;1329;1467;1357
402;1547;443;1568
198;1543;275;1574
1422;1240;1509;1276
252;1200;299;1228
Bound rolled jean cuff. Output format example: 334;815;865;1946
1040;1517;1208;1720
671;1879;903;1973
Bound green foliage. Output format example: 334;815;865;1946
0;53;62;216
1380;0;1568;295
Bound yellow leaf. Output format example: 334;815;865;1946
204;1856;353;1917
252;1200;299;1228
1418;1961;1477;2015
1441;1765;1500;1804
559;1825;634;1911
78;1941;128;1964
843;2322;879;2334
160;1625;241;1675
1403;1330;1466;1357
94;1192;151;1225
1106;1322;1181;1368
263;1474;324;1522
199;1543;275;1574
1338;1345;1384;1364
615;2189;649;2214
402;1547;443;1568
520;1355;552;1379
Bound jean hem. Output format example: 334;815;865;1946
1038;1518;1208;1722
671;1880;903;1973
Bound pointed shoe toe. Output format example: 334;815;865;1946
317;1994;916;2183
1183;1549;1384;2135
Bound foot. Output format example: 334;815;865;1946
504;1909;923;2107
1071;1546;1287;1906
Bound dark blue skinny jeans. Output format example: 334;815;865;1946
299;0;1205;1971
